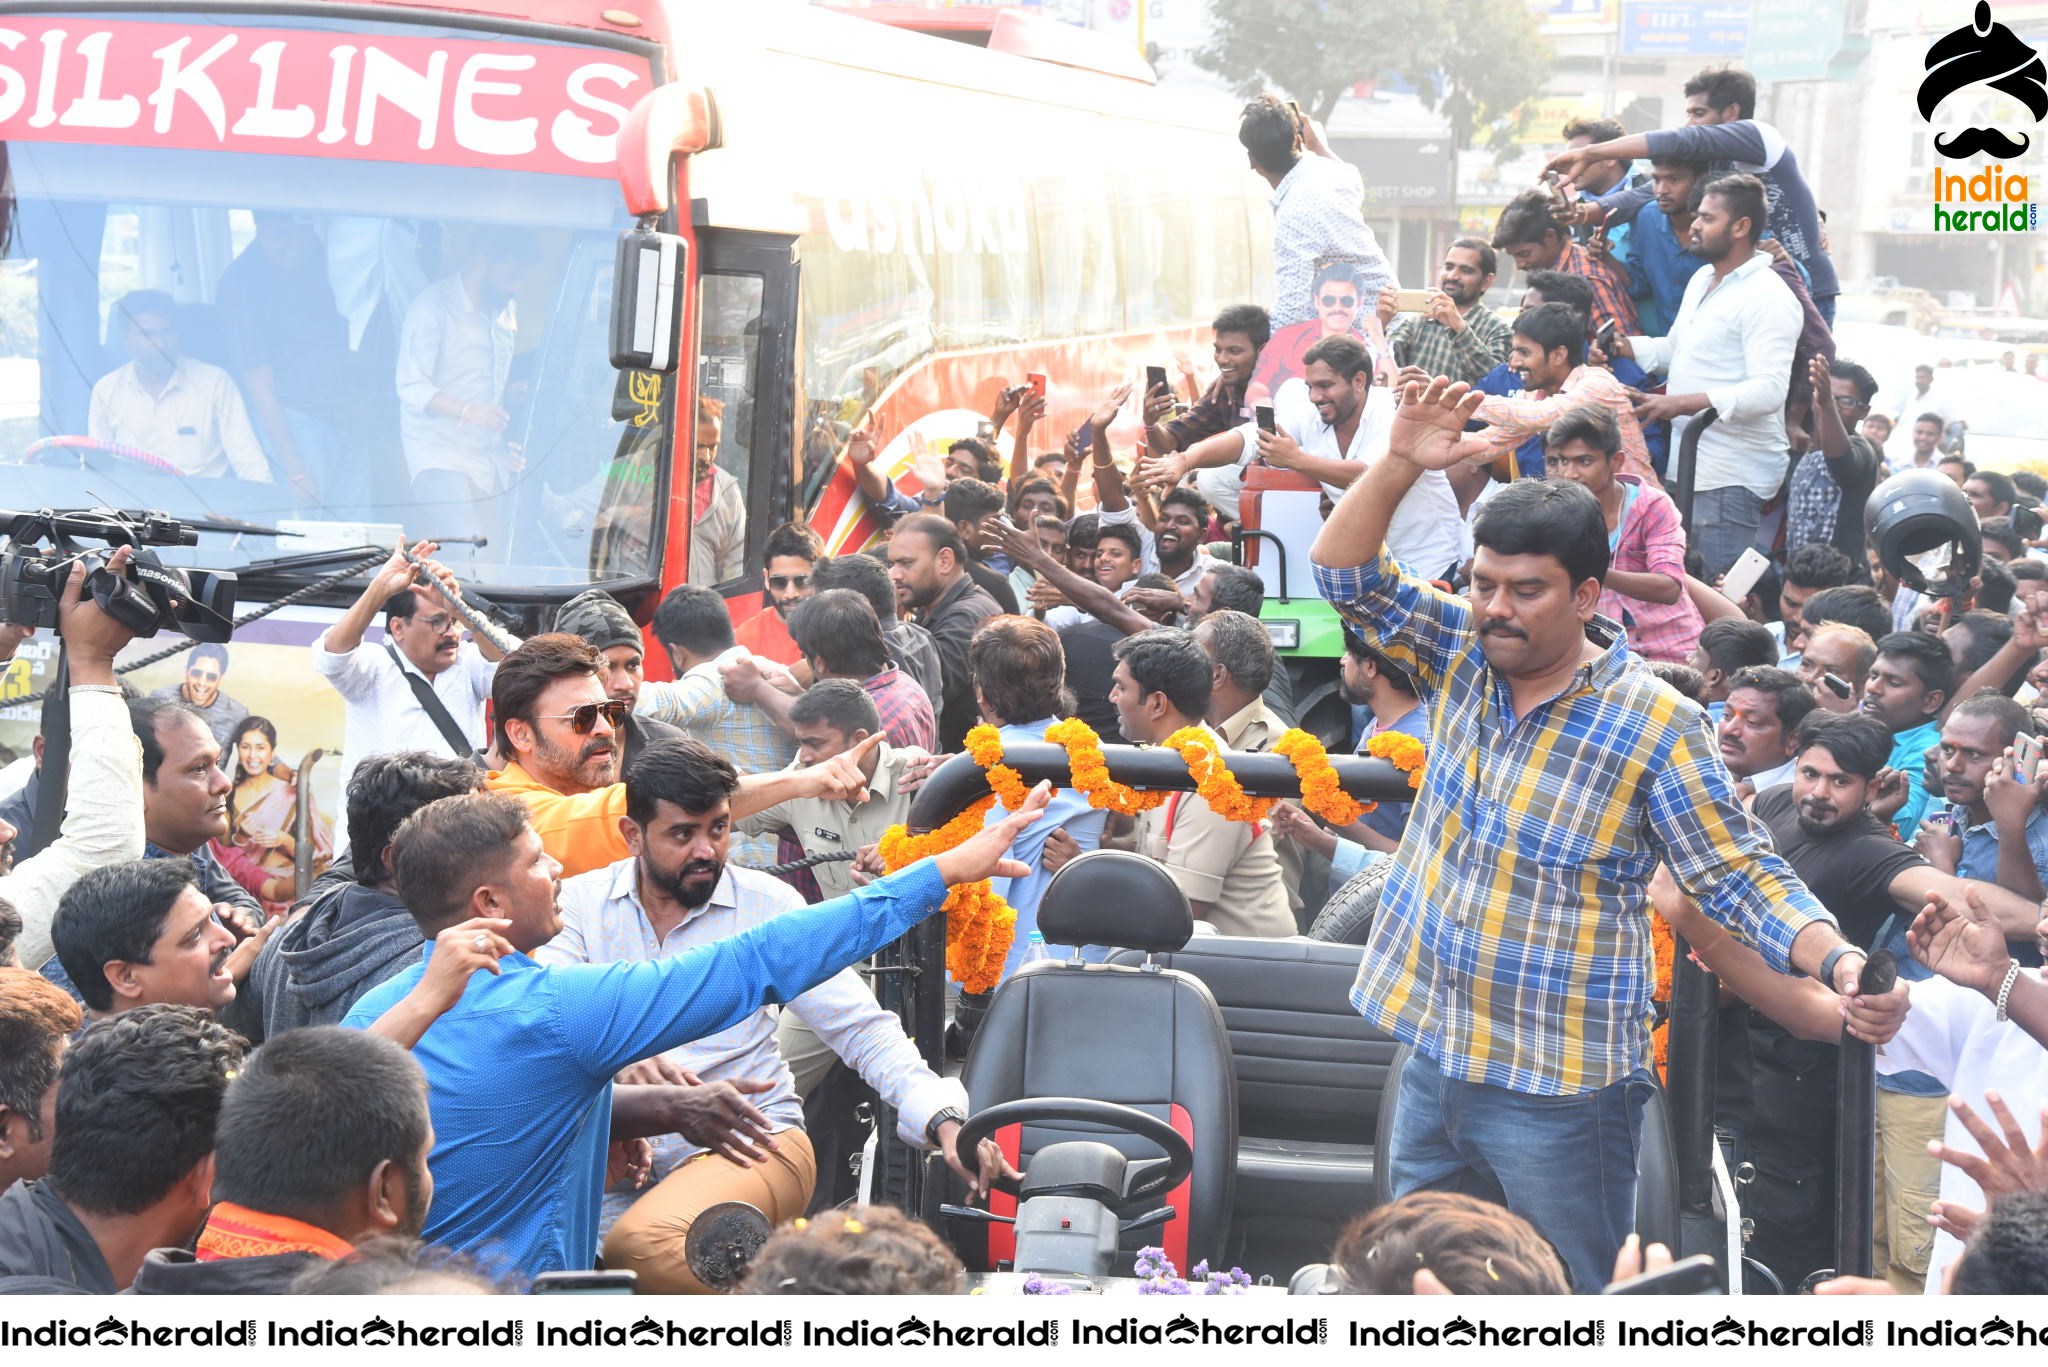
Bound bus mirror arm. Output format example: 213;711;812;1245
614;84;719;218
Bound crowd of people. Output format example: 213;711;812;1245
2;63;2047;1302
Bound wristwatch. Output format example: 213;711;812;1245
1818;943;1863;993
925;1107;967;1148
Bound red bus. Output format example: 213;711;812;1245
0;0;1267;845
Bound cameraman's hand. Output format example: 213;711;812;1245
58;546;137;687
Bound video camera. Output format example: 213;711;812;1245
0;507;237;641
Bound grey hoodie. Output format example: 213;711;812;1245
229;880;423;1045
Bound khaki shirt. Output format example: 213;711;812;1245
1133;722;1293;938
736;743;918;900
1217;696;1304;919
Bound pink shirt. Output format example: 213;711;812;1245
1601;476;1702;664
1472;365;1659;487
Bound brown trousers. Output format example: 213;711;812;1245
602;1128;816;1294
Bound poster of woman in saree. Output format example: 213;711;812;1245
219;715;334;914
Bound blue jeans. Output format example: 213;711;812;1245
1387;1048;1654;1293
1692;485;1767;581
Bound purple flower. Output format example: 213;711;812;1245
1022;1273;1075;1296
1191;1259;1211;1279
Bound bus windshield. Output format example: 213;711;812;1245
0;13;660;592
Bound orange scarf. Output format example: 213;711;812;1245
195;1202;355;1263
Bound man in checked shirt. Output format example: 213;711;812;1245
1309;375;1873;1292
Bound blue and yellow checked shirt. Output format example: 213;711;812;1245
1315;551;1834;1095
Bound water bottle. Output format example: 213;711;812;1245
1019;931;1053;968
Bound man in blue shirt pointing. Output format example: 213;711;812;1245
347;752;1051;1279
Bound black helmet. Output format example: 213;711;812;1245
1865;468;1981;598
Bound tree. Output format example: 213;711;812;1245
1194;0;1553;151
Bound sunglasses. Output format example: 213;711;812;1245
768;574;811;591
535;699;630;734
1319;294;1358;307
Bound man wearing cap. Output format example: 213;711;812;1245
554;590;685;772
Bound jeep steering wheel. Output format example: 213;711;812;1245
952;1098;1195;1205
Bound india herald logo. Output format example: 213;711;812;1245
1919;0;2048;159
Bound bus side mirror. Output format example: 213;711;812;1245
609;228;687;374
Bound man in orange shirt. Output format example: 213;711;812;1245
733;524;822;667
485;635;874;877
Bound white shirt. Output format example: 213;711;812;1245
1269;155;1397;329
1746;756;1797;791
396;272;516;491
1228;379;1464;579
1094;505;1223;599
88;357;270;481
1628;252;1802;500
311;631;496;847
3;690;145;969
543;856;964;1191
1878;971;2048;1292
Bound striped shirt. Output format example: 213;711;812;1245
1470;365;1659;487
636;647;797;867
1387;302;1514;384
1313;550;1834;1095
1558;239;1640;341
863;665;937;751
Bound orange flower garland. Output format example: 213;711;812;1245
1045;718;1167;815
877;796;1015;995
1162;726;1274;823
965;725;1031;811
1649;908;1676;1082
1273;730;1369;824
1365;730;1428;790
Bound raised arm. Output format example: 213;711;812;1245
324;539;436;656
1008;388;1045;487
992;520;1150;637
1089;383;1135;514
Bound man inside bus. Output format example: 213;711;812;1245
215;211;349;506
733;523;823;668
395;233;534;536
690;396;748;587
87;290;271;484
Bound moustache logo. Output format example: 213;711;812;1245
1936;126;2032;158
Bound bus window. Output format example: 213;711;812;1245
0;15;654;594
693;273;765;587
1119;172;1195;334
1035;173;1120;337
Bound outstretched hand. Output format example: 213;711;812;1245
1929;1092;2048;1236
1907;884;2013;995
933;781;1054;885
1386;376;1487;471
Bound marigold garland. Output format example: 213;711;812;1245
1273;730;1370;824
1365;730;1428;790
900;720;1429;994
878;796;1014;995
1162;725;1275;824
1045;718;1168;815
1649;909;1676;1082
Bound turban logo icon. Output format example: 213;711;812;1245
1919;0;2048;159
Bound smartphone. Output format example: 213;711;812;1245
1254;405;1277;435
1394;288;1434;313
1601;1253;1723;1296
530;1270;637;1295
1146;364;1169;397
975;420;995;440
1595;319;1619;355
1720;547;1772;605
2016;732;2042;782
1823;672;1854;700
1028;372;1047;400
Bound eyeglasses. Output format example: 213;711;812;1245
768;574;811;591
400;614;456;633
534;699;630;734
1319;294;1358;308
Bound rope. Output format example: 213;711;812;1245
743;850;861;877
14;549;389;709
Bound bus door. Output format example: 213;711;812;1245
693;230;800;596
